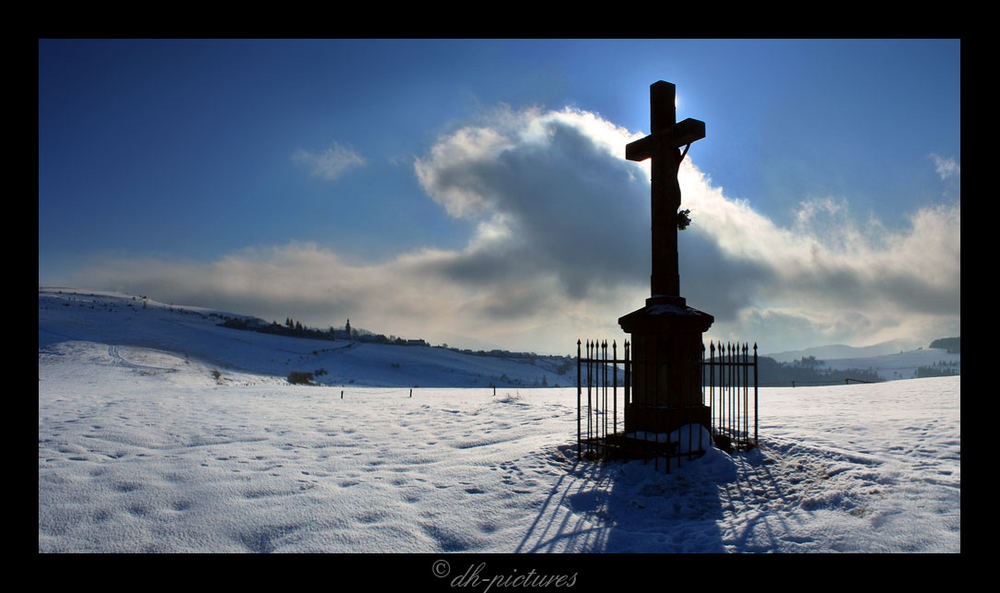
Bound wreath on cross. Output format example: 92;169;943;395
677;209;692;230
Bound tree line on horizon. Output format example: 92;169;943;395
928;337;960;354
754;355;883;386
214;314;429;347
212;309;957;386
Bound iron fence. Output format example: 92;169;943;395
703;341;758;452
576;339;758;471
576;339;629;460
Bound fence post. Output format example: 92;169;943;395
742;343;747;448
733;343;738;442
745;343;750;447
753;342;758;447
725;342;731;441
709;341;715;435
625;341;630;407
735;343;739;446
587;340;593;455
577;340;581;458
734;342;739;443
721;342;727;440
602;340;608;443
613;340;618;436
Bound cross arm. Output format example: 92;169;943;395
671;118;705;147
624;118;706;163
625;134;657;162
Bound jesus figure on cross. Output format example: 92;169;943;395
625;80;705;306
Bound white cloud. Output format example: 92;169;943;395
68;107;961;354
675;157;960;348
930;153;960;180
292;142;365;180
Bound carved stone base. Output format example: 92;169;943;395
623;403;710;435
619;297;714;439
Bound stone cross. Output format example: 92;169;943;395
625;81;704;304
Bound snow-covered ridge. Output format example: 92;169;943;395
765;339;960;382
40;287;958;385
38;287;573;388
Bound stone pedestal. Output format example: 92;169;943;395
619;295;714;435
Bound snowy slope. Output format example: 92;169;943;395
38;288;575;388
821;349;960;381
765;341;960;382
38;288;960;553
765;339;923;363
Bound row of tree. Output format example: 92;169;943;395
915;360;960;378
755;356;883;386
929;337;960;353
217;315;348;341
215;314;430;347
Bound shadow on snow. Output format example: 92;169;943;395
516;442;790;553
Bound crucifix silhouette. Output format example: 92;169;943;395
618;80;713;436
625;80;705;305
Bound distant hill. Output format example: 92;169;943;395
764;341;961;384
38;287;575;389
38;287;959;388
755;355;884;387
765;339;923;363
929;337;960;353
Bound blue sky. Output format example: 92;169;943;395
38;39;961;355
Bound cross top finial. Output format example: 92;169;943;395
649;81;677;134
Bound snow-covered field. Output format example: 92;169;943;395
38;289;960;553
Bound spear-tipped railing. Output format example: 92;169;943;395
576;338;758;468
703;341;758;451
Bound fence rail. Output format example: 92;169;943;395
576;339;758;471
